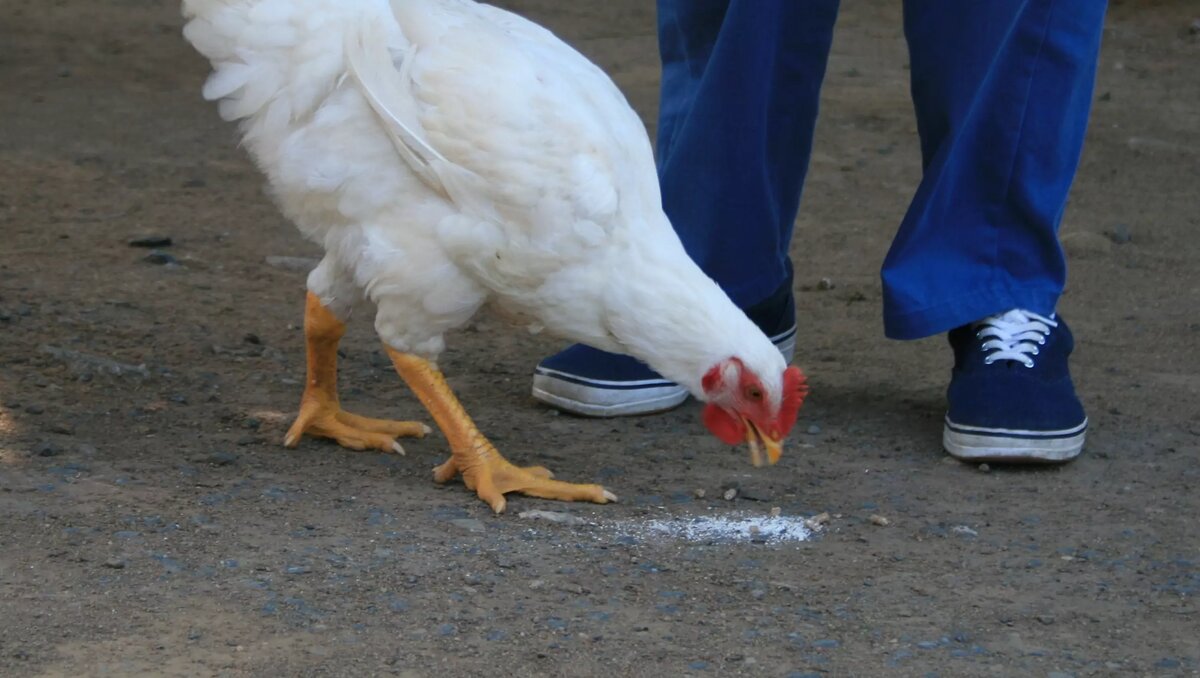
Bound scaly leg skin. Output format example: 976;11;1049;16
386;348;617;513
284;292;431;453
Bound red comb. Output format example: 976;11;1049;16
776;366;809;435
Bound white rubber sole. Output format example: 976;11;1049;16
532;327;797;418
531;378;689;417
943;417;1087;463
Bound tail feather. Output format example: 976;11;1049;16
181;0;388;144
182;0;498;219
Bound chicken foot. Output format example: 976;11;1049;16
386;348;617;513
284;292;431;453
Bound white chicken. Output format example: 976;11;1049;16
182;0;808;512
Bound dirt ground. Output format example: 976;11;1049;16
2;1;1198;676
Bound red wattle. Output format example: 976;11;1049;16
702;403;744;445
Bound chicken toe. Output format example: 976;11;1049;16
284;291;430;454
388;348;615;513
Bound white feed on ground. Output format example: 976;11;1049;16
518;511;822;545
632;514;817;544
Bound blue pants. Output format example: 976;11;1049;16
655;0;1107;339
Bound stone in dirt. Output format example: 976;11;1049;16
128;236;172;248
518;510;586;526
805;512;831;529
1106;223;1132;244
142;250;178;266
32;441;62;457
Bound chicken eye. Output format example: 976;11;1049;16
744;386;763;401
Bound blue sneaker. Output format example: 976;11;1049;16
532;279;797;417
943;309;1087;463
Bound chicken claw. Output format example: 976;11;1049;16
387;348;616;513
284;292;430;453
285;398;430;454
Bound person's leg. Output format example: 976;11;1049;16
657;0;838;308
891;0;1106;461
533;0;839;417
885;0;1106;339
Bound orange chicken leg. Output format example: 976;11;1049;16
284;292;430;453
386;348;617;513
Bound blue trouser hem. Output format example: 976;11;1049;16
883;285;1062;340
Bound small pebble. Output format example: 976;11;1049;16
805;512;830;528
142;250;178;266
1037;614;1056;625
978;463;991;473
816;278;835;291
806;424;821;435
103;558;126;569
723;488;738;501
1106;224;1132;245
693;488;706;499
49;423;74;435
128;236;173;248
868;514;891;527
25;404;44;415
770;506;782;518
33;441;61;457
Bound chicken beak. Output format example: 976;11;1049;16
743;419;783;467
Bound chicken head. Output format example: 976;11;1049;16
700;359;809;466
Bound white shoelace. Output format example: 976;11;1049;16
975;309;1057;368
